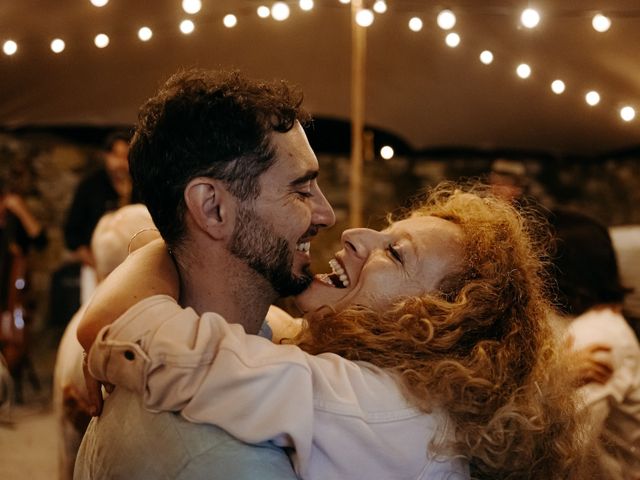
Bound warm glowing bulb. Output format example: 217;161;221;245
620;106;636;122
339;0;351;4
521;8;541;28
355;9;374;27
272;2;290;21
592;13;611;32
94;33;109;48
51;38;66;53
437;9;456;30
257;6;270;18
551;80;565;94
182;0;202;14
516;63;531;78
138;27;152;41
373;0;387;14
90;0;109;7
223;14;237;28
380;146;394;160
408;17;423;32
2;40;17;56
299;0;314;11
479;50;493;64
445;32;460;48
180;19;195;34
585;91;600;106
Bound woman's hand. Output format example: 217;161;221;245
571;342;614;387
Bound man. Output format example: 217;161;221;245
75;69;335;479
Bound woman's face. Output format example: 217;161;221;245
295;215;464;313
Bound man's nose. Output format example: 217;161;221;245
311;186;335;229
341;228;381;259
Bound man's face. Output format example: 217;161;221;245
104;139;130;181
228;122;335;297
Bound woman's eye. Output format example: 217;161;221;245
387;244;403;264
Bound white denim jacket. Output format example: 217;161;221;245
88;295;469;480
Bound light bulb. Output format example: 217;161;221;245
94;33;109;48
479;50;493;65
445;32;460;48
182;0;202;14
90;0;109;7
373;1;387;14
180;19;195;34
620;106;636;122
437;9;456;30
408;17;423;32
299;0;314;11
223;14;237;28
592;14;611;32
585;91;600;106
551;80;565;94
2;40;17;56
516;63;531;79
51;38;66;53
380;146;394;160
138;27;152;41
521;8;540;29
355;9;374;27
257;6;270;18
272;2;290;21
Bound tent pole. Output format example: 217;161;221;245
349;0;366;228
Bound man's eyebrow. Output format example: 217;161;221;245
289;170;319;187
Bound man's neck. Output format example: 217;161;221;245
174;243;277;335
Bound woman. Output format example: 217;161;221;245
549;208;640;479
81;184;591;479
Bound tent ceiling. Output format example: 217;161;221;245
1;0;639;154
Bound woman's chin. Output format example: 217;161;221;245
294;275;349;314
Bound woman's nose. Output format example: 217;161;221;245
341;228;382;259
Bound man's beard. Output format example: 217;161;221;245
228;203;313;297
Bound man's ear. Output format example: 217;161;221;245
183;177;236;240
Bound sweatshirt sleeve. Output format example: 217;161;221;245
88;295;323;473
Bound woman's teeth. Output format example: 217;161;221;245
328;258;350;287
296;241;310;253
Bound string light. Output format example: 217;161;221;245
408;17;423;32
299;0;314;11
551;79;565;94
257;6;270;18
182;0;201;15
520;8;541;29
179;19;195;34
90;0;109;7
51;38;65;53
271;2;290;21
592;14;611;32
445;32;460;48
479;50;494;65
516;63;531;78
620;106;636;122
355;9;374;27
137;27;152;41
586;91;601;106
437;9;456;30
339;0;351;4
380;146;394;160
373;1;387;14
223;14;238;28
94;33;109;48
2;40;18;56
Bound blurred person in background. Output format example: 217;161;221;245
63;130;136;304
549;208;640;480
54;204;156;480
0;178;48;402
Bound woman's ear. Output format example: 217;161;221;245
184;177;236;240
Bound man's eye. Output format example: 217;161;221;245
387;244;403;264
296;191;312;199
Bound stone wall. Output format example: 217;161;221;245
1;130;639;330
